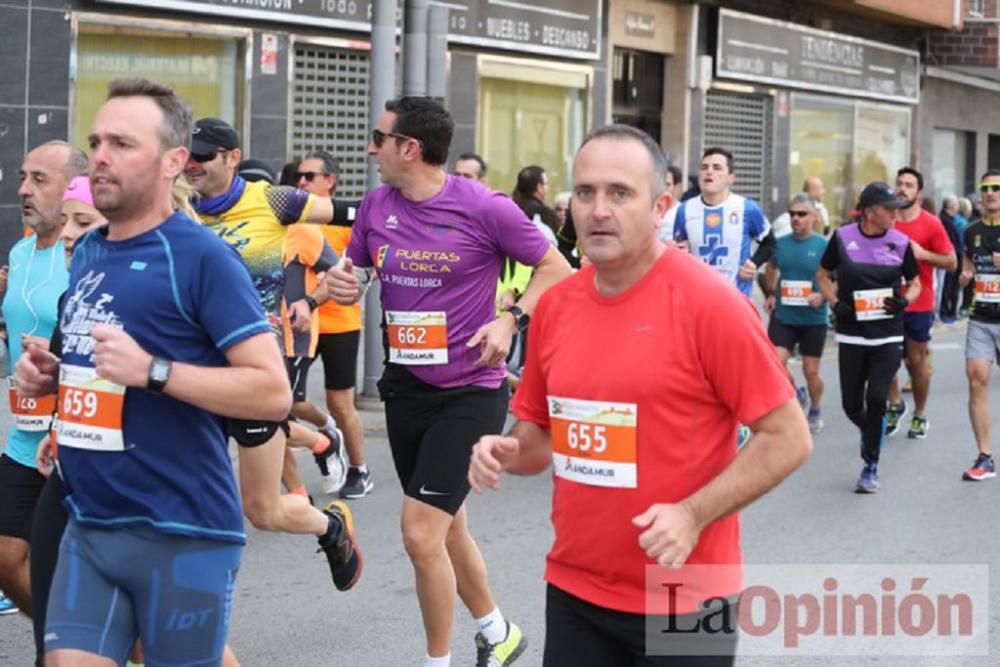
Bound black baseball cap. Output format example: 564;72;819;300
192;118;240;155
858;181;907;209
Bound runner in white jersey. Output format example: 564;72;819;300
671;147;775;297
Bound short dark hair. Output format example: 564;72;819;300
578;124;668;198
702;147;734;173
384;97;454;166
981;168;1000;181
457;152;487;178
514;165;546;199
666;165;682;187
303;150;339;177
897;166;924;191
106;78;192;152
278;161;298;187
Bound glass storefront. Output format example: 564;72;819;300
790;94;911;227
74;25;245;148
932;128;975;205
478;58;589;198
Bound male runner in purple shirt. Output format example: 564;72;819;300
329;97;570;666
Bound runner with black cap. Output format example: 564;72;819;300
817;181;921;493
186;117;362;590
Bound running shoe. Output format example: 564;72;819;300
316;426;347;495
318;500;362;591
963;453;996;481
340;467;374;499
884;401;907;437
807;408;824;434
855;463;879;494
0;592;17;615
907;415;929;440
796;386;808;410
475;621;527;667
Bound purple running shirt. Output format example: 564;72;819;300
347;175;550;389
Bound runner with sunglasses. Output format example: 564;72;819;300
959;170;1000;481
296;150;373;499
327;97;571;667
185;117;363;592
762;194;829;432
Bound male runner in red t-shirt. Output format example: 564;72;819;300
885;167;956;439
469;125;812;666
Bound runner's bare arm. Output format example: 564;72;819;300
634;398;810;568
816;266;838;306
959;253;974;287
469;420;552;493
909;239;957;270
14;343;59;397
89;324;291;422
902;275;921;305
468;246;571;366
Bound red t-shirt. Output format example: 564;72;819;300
512;249;794;615
893;209;954;312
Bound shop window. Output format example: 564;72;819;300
855;104;910;191
74;26;245;149
932;129;976;204
478;59;589;197
789;95;853;228
790;94;911;228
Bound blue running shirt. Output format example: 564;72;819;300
57;213;271;543
673;194;770;296
2;236;69;467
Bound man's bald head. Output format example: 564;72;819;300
803;176;825;201
19;141;85;234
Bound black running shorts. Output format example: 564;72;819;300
285;355;315;403
317;331;361;391
767;317;827;358
0;454;47;541
380;366;508;515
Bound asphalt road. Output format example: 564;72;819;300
1;322;999;666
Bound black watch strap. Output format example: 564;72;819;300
305;295;319;311
506;305;530;332
147;357;172;393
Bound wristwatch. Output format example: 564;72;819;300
305;295;319;311
505;305;530;333
147;357;172;393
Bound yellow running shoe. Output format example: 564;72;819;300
475;621;526;666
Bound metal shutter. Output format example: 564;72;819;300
704;89;773;207
291;45;370;199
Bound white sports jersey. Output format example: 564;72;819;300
672;194;770;296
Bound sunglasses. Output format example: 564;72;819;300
371;128;420;148
296;171;329;182
980;183;1000;193
190;149;226;163
788;210;810;218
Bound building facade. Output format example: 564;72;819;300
1;0;608;257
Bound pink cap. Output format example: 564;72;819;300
63;176;94;207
